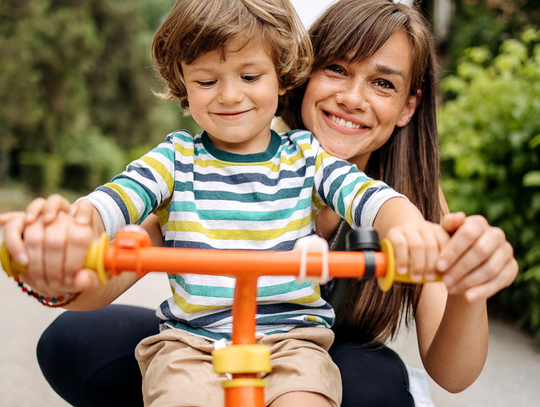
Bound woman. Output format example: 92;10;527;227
281;0;517;404
2;1;517;406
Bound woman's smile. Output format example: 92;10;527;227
322;110;369;133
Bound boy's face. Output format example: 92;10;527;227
181;39;286;155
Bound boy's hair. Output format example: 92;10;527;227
152;0;313;112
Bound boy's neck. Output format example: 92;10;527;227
201;130;280;162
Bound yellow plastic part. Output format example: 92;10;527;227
1;242;28;278
378;238;395;292
212;345;271;374
222;379;267;389
84;233;109;284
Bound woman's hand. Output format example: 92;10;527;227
2;197;102;294
387;221;450;282
437;212;518;302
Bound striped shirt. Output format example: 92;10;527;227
87;129;403;340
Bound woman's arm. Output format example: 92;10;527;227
415;284;488;393
2;199;165;311
414;191;518;392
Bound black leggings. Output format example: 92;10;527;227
37;305;414;407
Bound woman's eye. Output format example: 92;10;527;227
325;64;346;75
243;74;261;83
374;79;394;90
197;80;216;87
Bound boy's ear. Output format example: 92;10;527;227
396;89;422;128
278;86;287;96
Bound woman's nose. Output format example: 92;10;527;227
218;80;243;104
336;81;369;111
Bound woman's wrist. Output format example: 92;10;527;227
14;277;81;308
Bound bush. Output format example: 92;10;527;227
19;152;63;195
440;29;540;344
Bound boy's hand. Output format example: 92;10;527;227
386;221;450;283
3;199;101;294
437;213;518;302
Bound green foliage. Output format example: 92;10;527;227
446;0;540;73
440;30;540;343
0;0;186;191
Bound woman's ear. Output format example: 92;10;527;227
396;89;422;127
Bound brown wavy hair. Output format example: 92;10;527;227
151;0;313;114
281;0;441;345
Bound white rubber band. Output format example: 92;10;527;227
293;235;330;284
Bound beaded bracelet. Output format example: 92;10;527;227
14;278;81;308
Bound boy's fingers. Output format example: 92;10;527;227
23;219;47;286
63;219;96;284
422;225;448;280
408;232;426;282
42;213;71;288
387;229;410;277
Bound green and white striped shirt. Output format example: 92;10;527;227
87;129;402;340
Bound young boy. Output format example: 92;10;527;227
3;1;449;406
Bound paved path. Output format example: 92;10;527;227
1;228;540;406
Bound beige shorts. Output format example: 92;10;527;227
135;327;341;407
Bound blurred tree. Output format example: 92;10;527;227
0;0;197;191
445;0;540;72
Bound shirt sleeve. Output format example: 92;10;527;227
310;135;407;228
83;133;177;237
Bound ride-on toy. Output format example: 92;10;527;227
1;228;441;407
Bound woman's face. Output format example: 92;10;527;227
301;31;419;171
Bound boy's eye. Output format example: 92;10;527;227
197;80;216;87
374;79;395;90
242;74;261;83
325;64;346;75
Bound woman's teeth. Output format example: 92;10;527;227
329;114;361;129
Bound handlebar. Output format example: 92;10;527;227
1;228;441;291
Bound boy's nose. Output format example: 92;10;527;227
218;80;243;104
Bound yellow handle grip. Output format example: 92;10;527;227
0;233;109;283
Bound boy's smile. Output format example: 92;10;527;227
181;39;286;155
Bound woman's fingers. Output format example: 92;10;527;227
449;240;517;299
3;214;29;265
462;257;518;302
0;211;25;225
440;211;466;235
73;269;101;292
71;199;95;226
437;215;487;273
43;194;71;223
